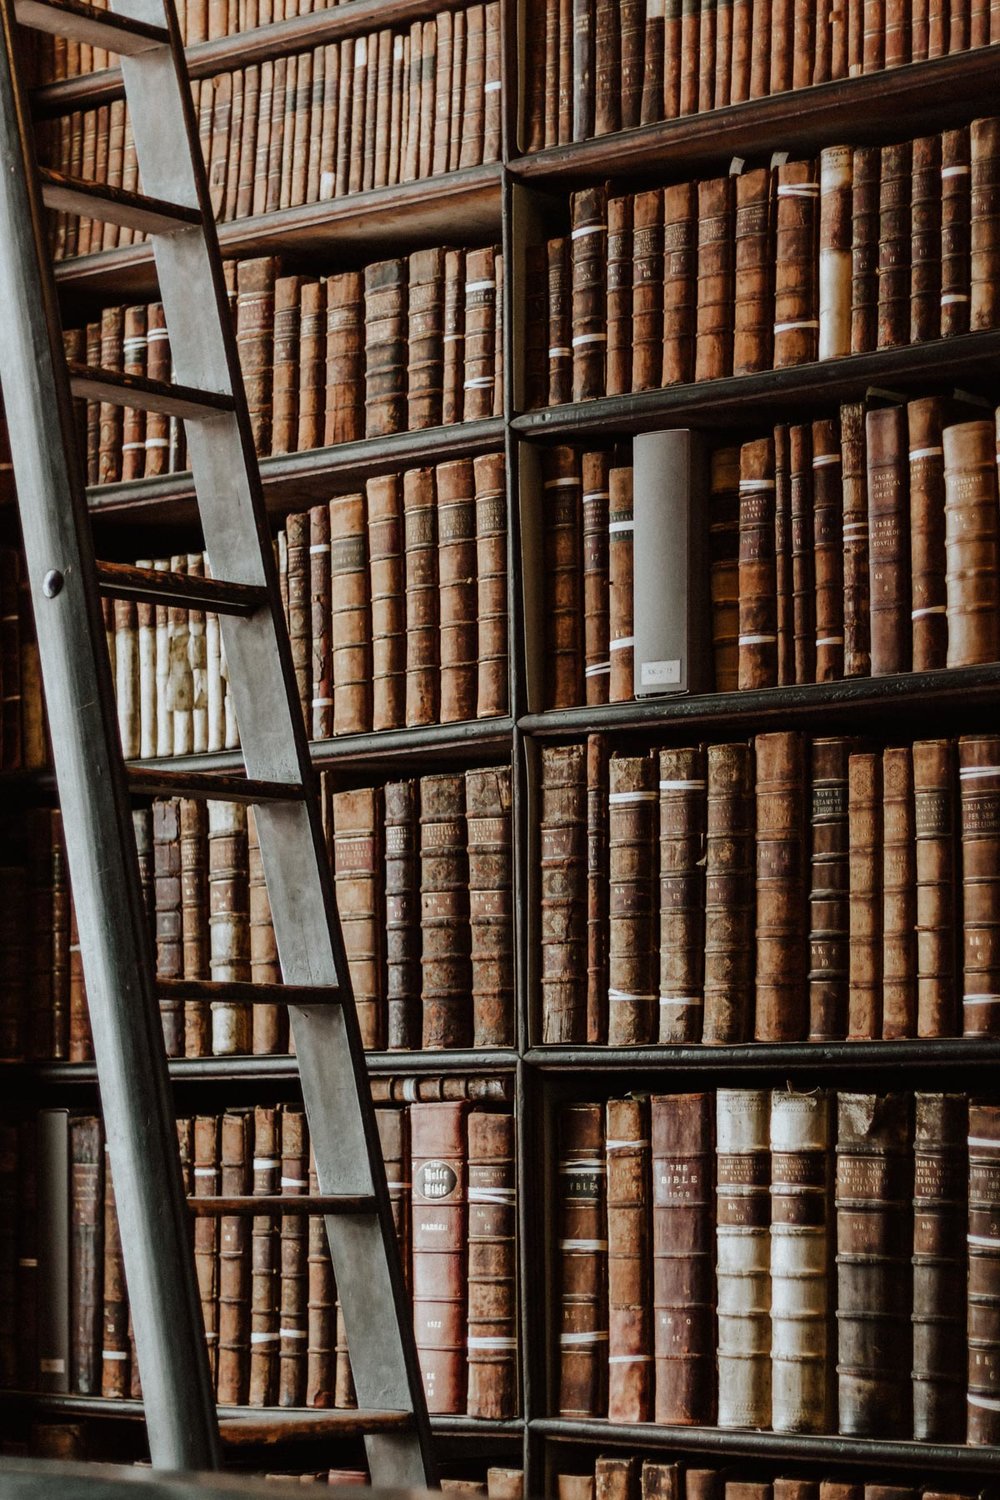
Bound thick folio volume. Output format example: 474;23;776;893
912;1093;967;1441
557;1103;608;1417
968;1102;1000;1444
411;1101;467;1413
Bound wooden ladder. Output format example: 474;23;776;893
0;0;435;1482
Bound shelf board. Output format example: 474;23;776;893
32;0;476;115
54;165;503;307
85;417;507;531
511;331;1000;440
532;1418;1000;1475
518;663;1000;738
526;1038;1000;1072
509;46;1000;186
2;1047;518;1085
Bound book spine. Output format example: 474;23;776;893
808;738;851;1041
642;0;667;121
587;734;610;1043
913;1092;968;1442
181;798;210;1057
812;418;845;681
944;419;1000;668
733;167;774;376
557;1102;607;1415
236;256;278;456
702;742;755;1045
364;258;407;438
153;798;184;1057
247;807;283;1057
407;247;445;431
866;404;911;676
907;396;948;672
959;735;1000;1036
309;501;332;742
384;779;421;1052
583;451;611;703
658;747;706;1044
297;278;325;454
968;1102;1000;1442
208;799;250;1055
790;425;817;684
970;117;1000;331
474;453;509;719
608;465;635;704
540;745;587;1044
403;466;440;727
738;436;778;690
69;1114;104;1395
695;176;734;381
910;135;943;343
411;1101;468;1413
285;511;310;727
709;446;741;690
466;1111;517;1417
663;183;698;385
306;1143;334;1408
271;274;301;455
420;774;471;1049
607;754;658;1045
249;1104;279;1406
848;751;883;1040
547;237;572;406
776;428;794;688
754;731;807;1042
773;161;820;368
443;248;467;425
437;459;479;725
543;447;584;709
881;746;917;1040
332;787;385;1051
571;187;609;402
632;189;665;392
277;1106;308;1407
218;1109;251;1405
819;145;854;359
913;739;958;1039
850;146;880;353
466;767;514;1048
594;0;621;136
606;197;634;398
100;1149;128;1398
941;127;972;337
717;1088;771;1429
841;401;871;676
606;1095;652;1422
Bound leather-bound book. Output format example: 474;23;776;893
306;1144;334;1409
464;245;499;421
443;248;467;424
606;1096;652;1422
100;1153;128;1398
608;465;635;703
912;1093;967;1441
420;773;471;1049
278;1107;308;1407
730;0;752;100
583;451;611;703
488;1474;525;1500
121;305;147;482
324;271;364;446
738;436;778;690
543;447;584;709
236;257;278;457
641;0;667;121
702;742;755;1045
69;1115;104;1395
971;117;1000;330
460;6;486;167
841;402;871;676
365;258;407;437
695;177;734;381
619;0;645;126
474;452;509;718
332;787;385;1051
376;1106;410;1286
663;183;698;386
271;274;302;455
755;732;807;1042
913;739;957;1038
411;1101;468;1413
571;187;608;402
466;1111;516;1417
777;427;794;686
607;197;635;397
687;1476;722;1500
911;135;942;342
773;161;820;368
881;747;917;1039
866;405;911;676
714;0;733;106
907;397;947;671
941;127;972;338
968;1101;1000;1441
407;247;445;431
309;502;332;742
608;755;658;1045
813;418;845;681
367;474;407;732
640;1465;678;1500
861;0;884;69
540;745;587;1043
571;0;595;140
835;1093;913;1436
297;281;326;454
96;308;123;484
651;1092;714;1424
944;420;1000;667
770;1090;834;1433
466;767;514;1048
733;168;774;376
632;189;665;392
819;145;854;359
709;445;741;690
217;1110;251;1405
717;1088;771;1428
548;237;572;406
850;146;880;353
181;798;210;1059
769;0;793;88
247;808;283;1057
658;747;706;1044
959;736;1000;1036
596;1457;639;1500
384;780;421;1052
286;513;311;726
403;467;440;727
876;141;912;348
437;459;478;724
208;800;250;1056
329;491;372;737
809;739;851;1041
249;1105;279;1406
587;735;610;1043
557;1102;607;1414
848;752;883;1040
593;0;621;136
790;425;816;683
153;798;183;1057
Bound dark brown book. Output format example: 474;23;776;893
695;176;734;381
297;280;325;454
631;189;665;393
547;237;572;407
466;767;514;1048
403;467;440;727
702;742;755;1044
607;755;658;1045
543;446;584;709
755;731;807;1041
208;800;250;1056
876;141;913;349
411;1101;468;1413
324;271;364;446
277;1107;308;1407
911;135;943;343
808;738;851;1041
968;1101;1000;1442
848;751;883;1040
286;510;311;727
663;183;698;386
236;256;278;457
571;187;608;402
443;248;467;424
464;245;499;422
587;734;610;1044
651;1092;713;1424
606;197;634;398
540;745;587;1044
774;428;793;685
608;465;634;703
557;1102;607;1415
328;491;372;737
835;1093;913;1436
866;404;911;676
466;1111;516;1417
385;779;420;1052
271;274;302;456
773;160;820;368
658;747;706;1044
407;247;445;430
944;420;1000;667
733;167;774;376
881;746;917;1039
812;418;845;681
970;117;1000;331
606;1095;652;1422
100;1152;127;1399
309;502;333;742
907;396;948;672
850;146;880;353
708;445;740;690
69;1115;103;1395
437;459;478;724
790;424;817;683
913;739;958;1039
332;788;384;1051
420;774;471;1049
474;452;509;718
960;736;1000;1036
941;127;972;338
218;1110;251;1405
913;1093;968;1441
594;0;622;136
364;258;407;438
249;1104;279;1407
738;436;778;690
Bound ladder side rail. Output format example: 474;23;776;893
0;0;219;1471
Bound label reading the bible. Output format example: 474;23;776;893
415;1160;459;1201
641;659;682;686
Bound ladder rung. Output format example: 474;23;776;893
97;561;267;616
126;766;304;803
156;978;341;1007
188;1195;378;1217
14;0;168;53
68;362;234;419
39;168;201;235
218;1410;413;1446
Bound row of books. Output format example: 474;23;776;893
526;124;1000;404
69;247;503;480
525;0;999;147
539;402;1000;711
556;1090;998;1444
0;1099;516;1416
539;732;999;1046
0;767;513;1062
36;7;502;240
553;1461;977;1500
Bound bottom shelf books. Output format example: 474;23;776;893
552;1460;977;1500
0;1093;517;1418
556;1090;998;1445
